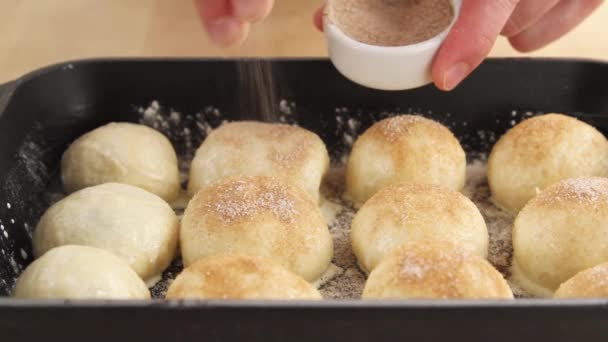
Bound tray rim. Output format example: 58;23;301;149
1;297;608;308
2;56;608;308
1;56;607;115
4;55;608;87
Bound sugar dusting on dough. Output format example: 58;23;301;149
317;159;527;299
203;178;298;225
536;177;608;207
142;103;525;299
7;101;528;299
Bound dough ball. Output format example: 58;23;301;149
33;183;179;282
488;114;608;213
61;122;180;202
554;262;608;298
181;176;333;282
512;177;608;297
351;183;488;273
188;121;329;202
346;115;466;207
166;254;322;300
362;242;513;299
14;245;150;299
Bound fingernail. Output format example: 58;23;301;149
442;62;470;91
206;17;248;47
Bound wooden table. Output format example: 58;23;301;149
1;0;606;82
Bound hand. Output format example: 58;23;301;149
195;0;275;47
314;0;604;91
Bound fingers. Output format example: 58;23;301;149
432;0;521;91
313;5;325;32
509;0;604;52
233;0;274;22
501;0;560;37
196;0;230;22
206;18;251;47
195;0;274;47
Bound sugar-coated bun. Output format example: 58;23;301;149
362;242;513;299
351;183;488;273
188;121;329;202
554;262;608;298
512;178;608;297
14;246;150;299
488;114;608;213
62;122;180;202
33;183;179;282
346;115;466;207
181;176;333;282
166;254;322;300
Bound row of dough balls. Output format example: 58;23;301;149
14;176;331;300
59;121;331;203
15;245;322;300
358;178;608;299
345;112;608;299
349;112;608;298
11;119;471;299
487;113;608;297
57;114;608;214
15;110;608;299
13;121;335;299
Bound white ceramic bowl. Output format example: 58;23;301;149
324;0;462;91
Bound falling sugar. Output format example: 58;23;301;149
238;61;281;122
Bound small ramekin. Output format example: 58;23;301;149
324;0;462;91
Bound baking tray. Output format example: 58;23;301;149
1;58;608;341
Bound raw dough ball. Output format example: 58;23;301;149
181;176;333;282
346;115;466;207
362;242;513;299
512;178;608;297
488;114;608;213
554;262;608;298
188;121;330;202
166;254;322;300
33;183;179;282
14;245;150;299
61;122;180;202
351;183;488;273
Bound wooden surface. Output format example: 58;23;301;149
1;0;607;82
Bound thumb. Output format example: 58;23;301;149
432;0;521;91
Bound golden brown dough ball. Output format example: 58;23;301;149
555;262;608;298
166;255;322;300
512;178;608;297
351;183;488;273
188;121;329;202
362;242;513;299
181;176;333;282
488;114;608;213
346;115;466;207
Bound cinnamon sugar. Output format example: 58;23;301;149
329;0;454;46
535;178;608;208
202;178;298;225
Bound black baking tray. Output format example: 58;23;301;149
1;58;608;341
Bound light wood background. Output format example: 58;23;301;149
1;0;607;82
